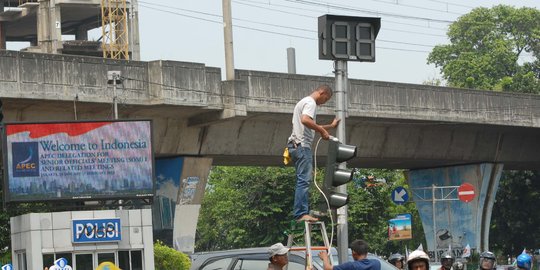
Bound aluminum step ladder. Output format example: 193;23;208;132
286;220;333;270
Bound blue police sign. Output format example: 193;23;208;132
72;218;121;243
391;186;409;205
1;264;13;270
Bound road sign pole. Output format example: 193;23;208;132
432;184;437;263
335;60;348;264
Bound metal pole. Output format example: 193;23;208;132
287;47;296;74
113;75;118;120
222;0;235;80
113;73;121;209
432;184;437;262
335;60;348;263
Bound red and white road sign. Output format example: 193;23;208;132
458;183;475;203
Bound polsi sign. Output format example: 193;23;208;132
72;218;121;243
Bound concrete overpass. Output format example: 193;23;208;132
1;50;539;170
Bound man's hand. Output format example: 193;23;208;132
320;128;330;140
318;250;333;270
331;118;341;129
318;250;328;260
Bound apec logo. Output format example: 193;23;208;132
12;142;40;177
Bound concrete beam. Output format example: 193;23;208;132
1;51;540;169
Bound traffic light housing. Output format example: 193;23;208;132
323;139;357;208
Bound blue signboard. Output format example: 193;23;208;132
391;186;409;205
72;218;121;243
1;264;13;270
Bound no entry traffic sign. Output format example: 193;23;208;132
458;183;475;203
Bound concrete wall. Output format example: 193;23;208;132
0;50;221;107
237;69;540;128
1;51;539;169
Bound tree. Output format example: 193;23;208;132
426;5;540;257
154;240;191;270
195;166;300;251
427;5;540;92
490;170;540;256
195;166;425;257
348;169;425;255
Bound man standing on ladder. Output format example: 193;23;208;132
287;84;340;222
318;239;381;270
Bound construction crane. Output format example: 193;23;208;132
101;0;129;60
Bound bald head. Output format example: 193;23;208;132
312;84;333;105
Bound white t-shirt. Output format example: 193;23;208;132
288;96;316;148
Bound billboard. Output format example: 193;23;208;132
2;120;154;202
388;213;412;241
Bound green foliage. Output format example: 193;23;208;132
427;5;540;92
196;166;425;257
348;169;425;255
196;166;301;251
0;250;11;265
426;4;540;257
490;170;540;256
154;240;191;270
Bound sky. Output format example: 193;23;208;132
8;0;539;85
135;0;539;84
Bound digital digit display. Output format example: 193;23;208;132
318;15;380;62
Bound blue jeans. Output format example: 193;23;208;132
288;144;313;219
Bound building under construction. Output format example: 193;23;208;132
0;0;140;60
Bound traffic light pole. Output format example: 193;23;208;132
334;60;348;263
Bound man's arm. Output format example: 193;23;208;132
318;251;334;270
321;118;340;131
301;115;330;140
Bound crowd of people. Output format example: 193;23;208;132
266;239;536;270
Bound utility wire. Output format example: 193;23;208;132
234;0;450;32
423;0;475;9
139;3;441;51
283;0;455;23
308;0;464;15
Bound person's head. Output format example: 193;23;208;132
516;253;532;270
312;84;333;105
407;250;430;270
479;251;496;270
388;253;405;269
441;251;454;270
268;243;289;267
350;239;369;259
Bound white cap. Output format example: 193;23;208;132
268;243;289;258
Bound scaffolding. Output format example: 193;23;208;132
101;0;129;59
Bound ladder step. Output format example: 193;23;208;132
289;246;329;251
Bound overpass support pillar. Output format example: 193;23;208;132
37;0;63;54
152;156;213;253
406;163;503;260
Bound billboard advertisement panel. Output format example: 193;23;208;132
388;213;412;241
3;120;154;202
